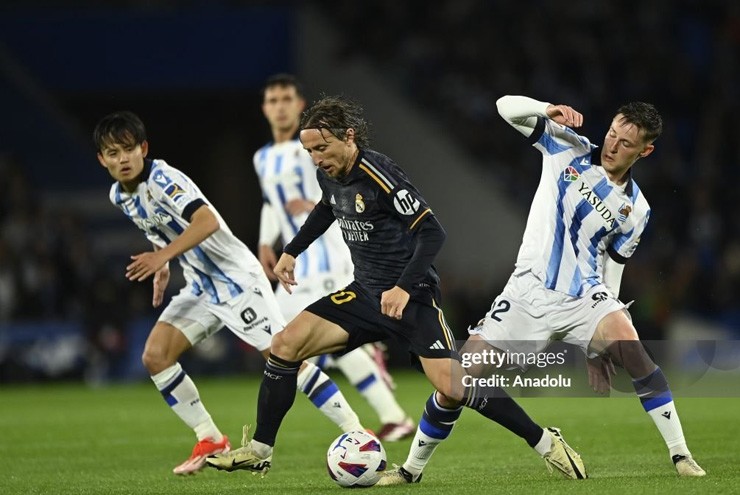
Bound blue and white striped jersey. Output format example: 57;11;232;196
254;139;351;281
501;98;650;297
109;159;262;304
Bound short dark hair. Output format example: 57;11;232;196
93;111;147;152
300;95;370;148
617;102;663;143
262;73;304;100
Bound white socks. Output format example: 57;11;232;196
334;348;407;424
151;362;222;442
646;401;689;457
533;428;553;456
403;393;462;478
297;361;363;432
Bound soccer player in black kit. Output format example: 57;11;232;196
207;96;586;483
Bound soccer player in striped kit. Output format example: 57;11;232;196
254;74;414;441
94;111;366;475
466;95;704;476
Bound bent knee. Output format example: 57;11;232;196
141;346;177;374
434;377;465;405
595;311;638;340
437;389;465;409
269;327;303;362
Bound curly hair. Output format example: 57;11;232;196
300;95;370;148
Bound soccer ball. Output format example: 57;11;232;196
326;430;387;487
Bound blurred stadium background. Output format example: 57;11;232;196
0;0;738;385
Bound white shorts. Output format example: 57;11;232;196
275;271;352;322
158;275;286;352
469;270;625;361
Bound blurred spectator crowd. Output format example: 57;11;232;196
0;153;158;381
0;154;90;321
2;1;739;384
321;0;740;334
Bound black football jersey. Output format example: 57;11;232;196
316;149;440;295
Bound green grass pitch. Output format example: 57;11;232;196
1;371;737;494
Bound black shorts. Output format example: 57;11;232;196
304;281;459;361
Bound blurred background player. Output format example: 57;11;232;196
254;74;414;441
94;111;366;475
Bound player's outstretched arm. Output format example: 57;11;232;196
587;355;617;394
273;253;297;294
496;95;551;135
385;217;447;320
282;199;335;258
258;202;281;281
545;103;584;128
151;244;170;307
126;204;219;282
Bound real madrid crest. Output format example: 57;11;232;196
355;193;365;213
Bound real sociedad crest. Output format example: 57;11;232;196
618;203;632;222
355;193;365;213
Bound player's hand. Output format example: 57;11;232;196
273;253;298;294
258;244;278;281
381;286;410;320
126;251;169;282
545;104;583;128
152;264;170;308
586;355;616;394
285;199;315;216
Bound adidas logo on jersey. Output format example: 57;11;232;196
330;195;337;204
429;340;445;350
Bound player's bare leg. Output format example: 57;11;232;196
380;337;586;485
591;310;705;476
206;312;351;474
143;322;230;475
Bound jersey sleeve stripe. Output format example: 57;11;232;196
360;159;395;190
539;131;573;155
525;116;546;145
358;163;391;193
182;198;206;222
607;245;628;264
409;208;432;230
